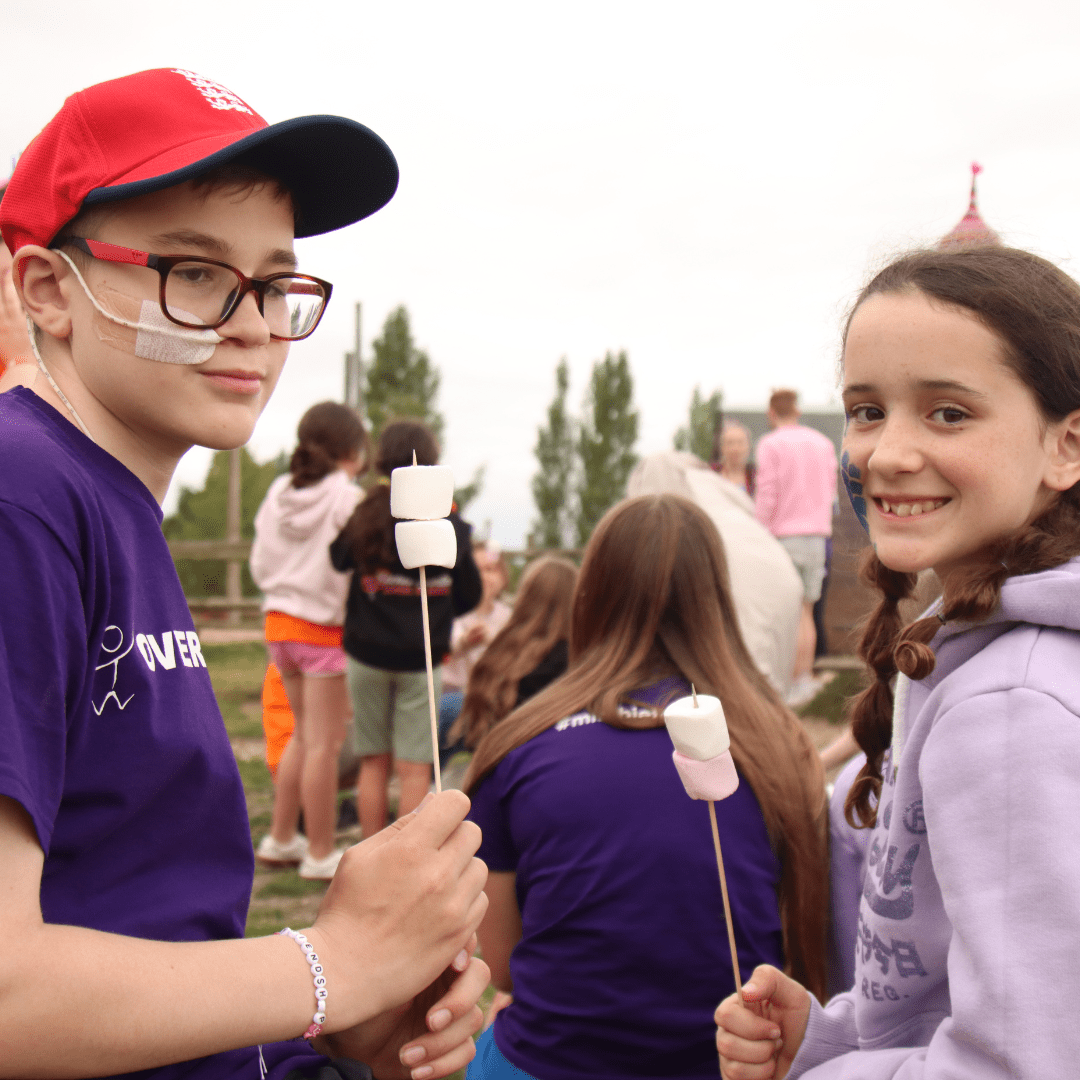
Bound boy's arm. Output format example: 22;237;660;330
0;790;487;1078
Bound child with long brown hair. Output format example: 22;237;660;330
717;246;1080;1079
464;494;827;1080
452;555;578;751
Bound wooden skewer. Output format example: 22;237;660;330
411;451;442;793
690;686;744;998
418;564;442;793
707;799;742;997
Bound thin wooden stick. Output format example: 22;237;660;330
708;799;742;997
411;451;442;794
418;564;442;793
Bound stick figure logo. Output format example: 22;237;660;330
93;625;135;716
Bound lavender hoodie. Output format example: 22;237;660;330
791;558;1080;1078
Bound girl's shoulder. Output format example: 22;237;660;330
927;618;1080;728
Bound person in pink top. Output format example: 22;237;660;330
755;388;838;705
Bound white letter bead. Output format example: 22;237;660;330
390;465;455;520
314;975;326;987
316;987;328;999
314;1013;327;1025
395;519;457;569
662;694;730;761
311;964;323;975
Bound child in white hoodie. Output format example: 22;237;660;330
250;401;367;879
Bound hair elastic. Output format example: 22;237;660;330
278;928;327;1039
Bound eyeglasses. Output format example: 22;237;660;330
56;237;333;341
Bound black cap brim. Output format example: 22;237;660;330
82;115;399;238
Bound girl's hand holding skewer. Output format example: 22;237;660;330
715;964;810;1080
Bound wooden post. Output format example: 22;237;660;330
343;302;363;411
225;447;242;627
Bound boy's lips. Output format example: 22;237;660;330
872;496;951;519
200;368;264;395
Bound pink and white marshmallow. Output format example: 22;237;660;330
663;693;739;802
391;464;458;569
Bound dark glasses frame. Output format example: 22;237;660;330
53;237;333;341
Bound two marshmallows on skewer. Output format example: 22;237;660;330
663;691;739;801
391;461;457;569
390;456;457;793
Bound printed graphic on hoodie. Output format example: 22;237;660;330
855;758;930;1002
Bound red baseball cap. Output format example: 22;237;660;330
0;68;398;254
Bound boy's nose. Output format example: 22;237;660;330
217;290;272;346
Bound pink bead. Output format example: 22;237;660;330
671;749;739;801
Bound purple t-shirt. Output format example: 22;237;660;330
0;389;324;1080
468;678;784;1080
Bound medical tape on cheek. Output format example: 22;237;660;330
133;300;220;364
57;251;222;365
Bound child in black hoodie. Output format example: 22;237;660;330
331;419;481;836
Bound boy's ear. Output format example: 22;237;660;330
1045;408;1080;491
12;246;74;341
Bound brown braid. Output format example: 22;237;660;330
846;487;1080;829
844;553;917;827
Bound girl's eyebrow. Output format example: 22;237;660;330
842;379;986;398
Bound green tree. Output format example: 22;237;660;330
531;358;576;548
673;386;723;463
364;305;444;444
163;449;284;596
575;350;639;545
454;465;486;515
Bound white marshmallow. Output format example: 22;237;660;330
663;694;730;761
396;519;458;569
391;465;455;520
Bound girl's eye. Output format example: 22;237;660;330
930;406;968;424
847;404;884;423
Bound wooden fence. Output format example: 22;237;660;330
167;540;585;627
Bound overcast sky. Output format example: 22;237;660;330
7;0;1080;545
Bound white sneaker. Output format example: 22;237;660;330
255;833;309;866
299;847;345;880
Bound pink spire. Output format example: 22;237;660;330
938;162;1000;251
968;162;982;212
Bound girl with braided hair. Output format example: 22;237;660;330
716;246;1080;1080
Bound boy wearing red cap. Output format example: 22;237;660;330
0;70;488;1080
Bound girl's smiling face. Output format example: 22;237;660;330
842;288;1078;582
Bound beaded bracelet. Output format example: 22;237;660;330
279;928;327;1039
